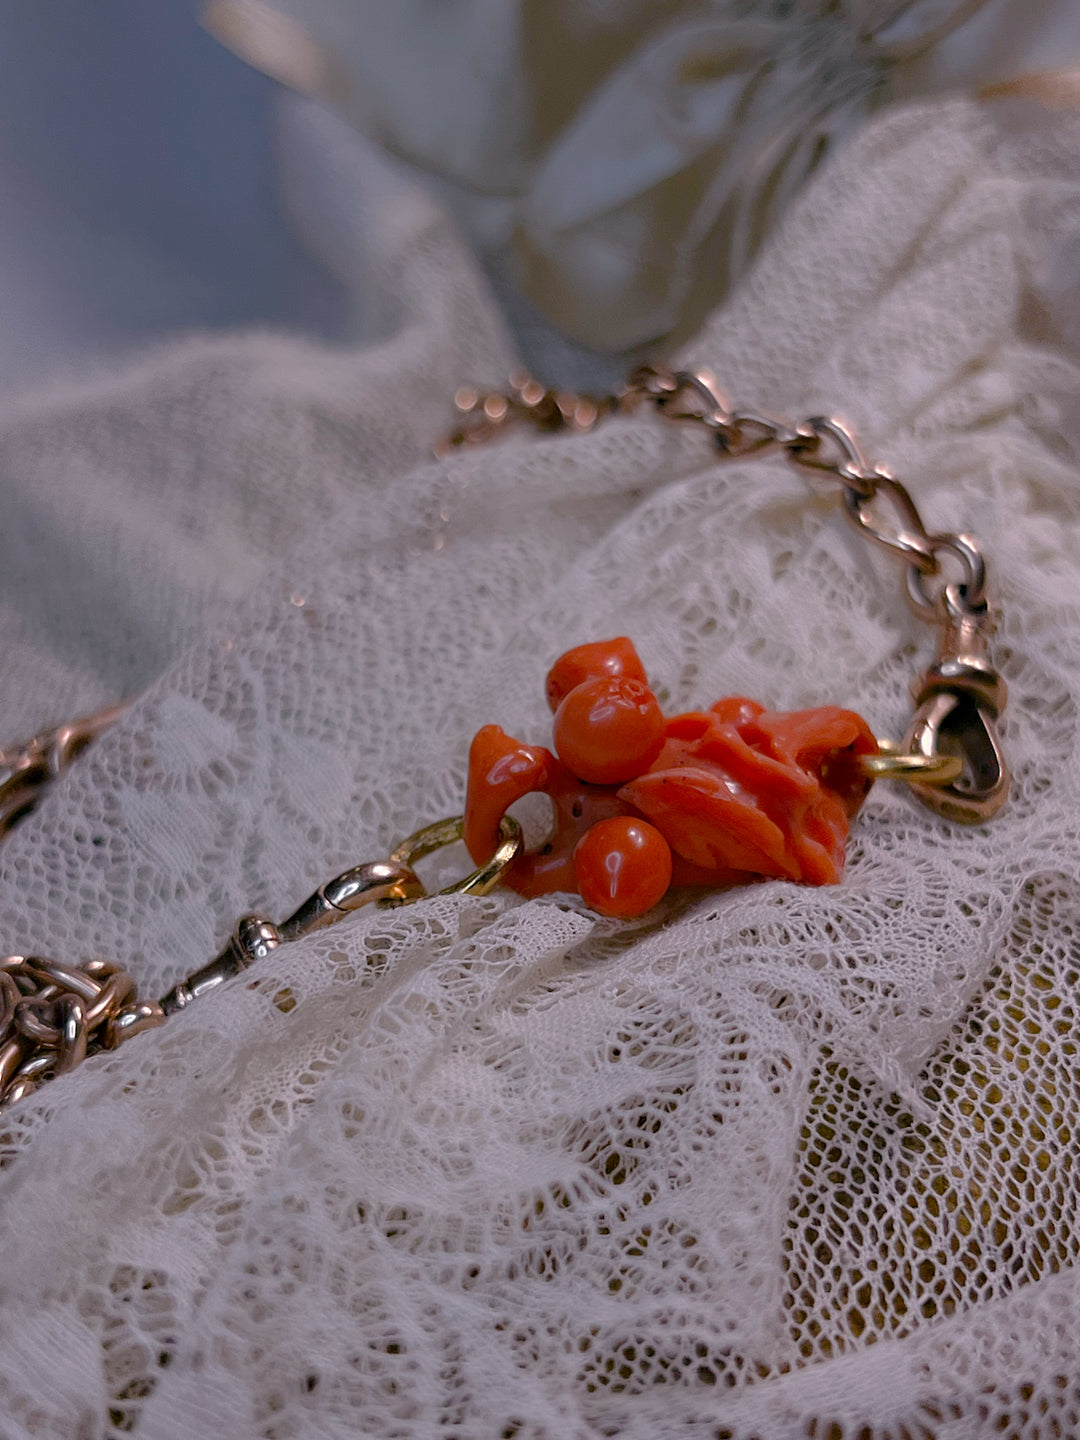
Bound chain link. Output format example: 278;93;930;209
0;956;163;1107
0;702;129;838
434;373;625;455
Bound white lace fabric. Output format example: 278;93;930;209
1;98;1080;1437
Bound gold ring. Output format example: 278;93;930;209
860;742;963;786
388;814;523;898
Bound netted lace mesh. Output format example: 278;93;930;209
0;97;1079;1437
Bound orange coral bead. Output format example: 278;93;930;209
464;724;555;864
545;637;648;712
574;817;673;918
553;676;665;785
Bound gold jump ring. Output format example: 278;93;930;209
389;815;523;898
860;740;963;787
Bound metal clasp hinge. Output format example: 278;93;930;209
903;613;1009;824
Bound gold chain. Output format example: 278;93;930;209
0;816;521;1110
0;363;1009;1108
0;702;128;836
440;364;1008;825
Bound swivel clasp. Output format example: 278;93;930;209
903;612;1009;824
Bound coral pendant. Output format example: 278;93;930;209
465;639;877;918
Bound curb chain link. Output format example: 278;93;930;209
0;703;129;839
443;364;988;627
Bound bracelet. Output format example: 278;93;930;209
0;365;1008;1108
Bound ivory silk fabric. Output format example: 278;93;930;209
1;96;1080;1438
208;0;1080;353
